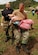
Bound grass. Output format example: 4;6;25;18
0;11;38;55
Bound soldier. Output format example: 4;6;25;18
1;2;14;42
8;3;30;54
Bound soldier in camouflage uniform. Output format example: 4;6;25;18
8;3;30;54
1;2;14;42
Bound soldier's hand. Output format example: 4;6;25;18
1;23;3;27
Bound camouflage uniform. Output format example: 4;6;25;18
11;9;29;45
2;8;14;42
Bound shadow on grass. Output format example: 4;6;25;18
0;51;3;55
26;36;38;55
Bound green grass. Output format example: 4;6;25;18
0;11;38;55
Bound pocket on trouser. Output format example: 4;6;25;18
21;31;29;44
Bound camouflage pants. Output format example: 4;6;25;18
14;28;29;45
13;29;21;45
3;21;14;37
2;21;11;37
21;30;29;44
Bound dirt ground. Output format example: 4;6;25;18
1;35;38;55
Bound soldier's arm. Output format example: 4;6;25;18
8;14;14;17
8;11;16;18
13;17;24;21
